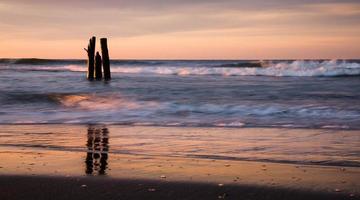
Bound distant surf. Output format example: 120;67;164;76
1;59;360;77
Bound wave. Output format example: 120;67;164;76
52;94;360;120
1;60;360;77
1;92;359;129
107;60;360;76
52;94;160;111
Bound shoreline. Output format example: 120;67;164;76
0;124;359;199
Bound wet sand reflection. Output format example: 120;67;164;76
85;126;109;175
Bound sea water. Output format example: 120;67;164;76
1;59;359;129
0;59;360;168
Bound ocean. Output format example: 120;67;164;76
1;59;360;129
0;59;359;168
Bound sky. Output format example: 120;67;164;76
0;0;359;59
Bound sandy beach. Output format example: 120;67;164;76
0;125;359;199
0;175;356;200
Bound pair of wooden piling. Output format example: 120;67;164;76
85;36;111;81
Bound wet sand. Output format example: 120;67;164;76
0;125;359;199
0;175;357;200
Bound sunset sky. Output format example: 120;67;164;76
0;0;359;59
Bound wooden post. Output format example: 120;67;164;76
95;52;102;80
100;38;111;80
84;36;96;80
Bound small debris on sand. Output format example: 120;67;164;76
218;183;224;187
224;164;231;167
148;188;156;192
334;188;341;192
218;193;227;199
81;184;87;188
160;175;166;179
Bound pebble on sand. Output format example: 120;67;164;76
218;183;224;187
160;175;166;179
81;184;87;188
334;188;341;192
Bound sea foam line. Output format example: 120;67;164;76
2;60;360;77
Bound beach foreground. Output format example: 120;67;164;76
0;175;356;200
0;125;359;199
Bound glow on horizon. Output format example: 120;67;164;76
0;1;359;59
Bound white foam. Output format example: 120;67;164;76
214;122;245;127
321;125;350;129
107;60;360;77
104;60;360;77
6;60;360;77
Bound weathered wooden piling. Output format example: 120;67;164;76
84;36;96;80
100;38;111;80
95;52;102;80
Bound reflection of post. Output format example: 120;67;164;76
85;126;109;175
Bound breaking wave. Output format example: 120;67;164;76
105;60;360;77
1;59;360;77
1;92;360;129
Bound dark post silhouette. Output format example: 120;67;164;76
84;36;96;80
95;52;102;80
100;38;111;80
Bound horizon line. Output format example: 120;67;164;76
1;57;360;61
